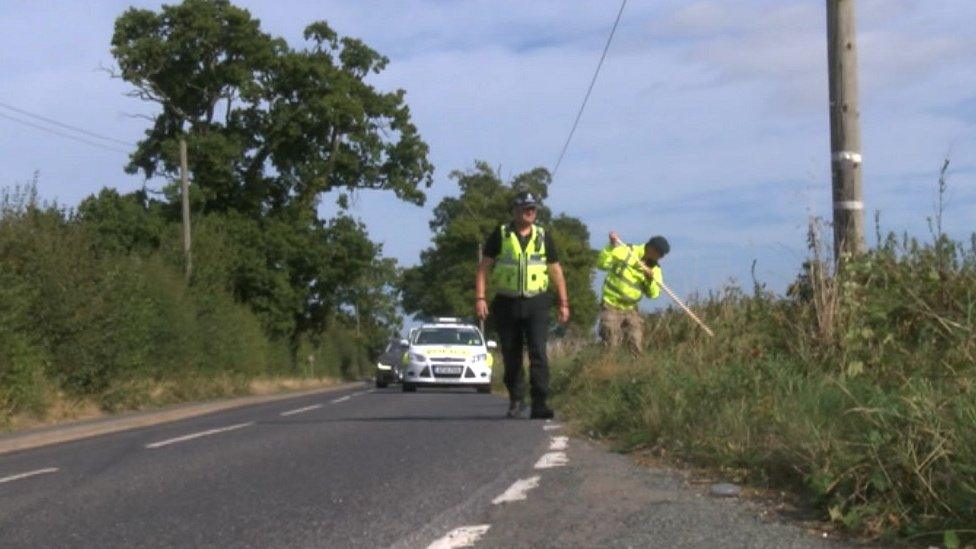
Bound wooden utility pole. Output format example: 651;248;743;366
179;137;192;280
477;241;485;335
826;0;865;258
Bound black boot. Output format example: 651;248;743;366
530;402;554;419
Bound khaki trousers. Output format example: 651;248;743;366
599;306;644;355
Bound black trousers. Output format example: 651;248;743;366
492;295;550;406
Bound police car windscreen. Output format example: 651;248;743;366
415;328;483;346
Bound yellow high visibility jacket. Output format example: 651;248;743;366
492;224;549;298
597;244;662;310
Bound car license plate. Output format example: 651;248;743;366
434;366;462;375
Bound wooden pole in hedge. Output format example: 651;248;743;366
477;241;485;335
827;0;866;259
179;137;192;281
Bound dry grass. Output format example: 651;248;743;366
2;376;340;434
247;376;339;395
6;392;104;432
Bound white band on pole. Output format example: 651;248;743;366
832;150;862;164
834;200;863;210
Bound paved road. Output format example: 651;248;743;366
0;385;840;548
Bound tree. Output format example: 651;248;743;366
337;255;403;357
548;214;599;332
111;0;433;216
401;161;598;331
187;210;396;349
109;0;427;355
76;188;166;255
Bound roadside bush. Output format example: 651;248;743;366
0;185;314;421
0;270;50;416
551;235;976;543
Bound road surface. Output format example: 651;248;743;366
0;385;840;548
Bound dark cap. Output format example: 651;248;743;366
646;235;670;256
512;191;539;208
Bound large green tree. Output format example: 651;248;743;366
106;0;420;352
401;161;598;332
111;0;433;216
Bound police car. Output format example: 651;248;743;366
401;318;496;393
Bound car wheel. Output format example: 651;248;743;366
402;383;417;393
477;385;491;394
376;380;388;389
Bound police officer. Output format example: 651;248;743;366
475;192;570;419
596;231;670;354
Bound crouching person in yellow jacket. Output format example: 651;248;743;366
596;231;670;354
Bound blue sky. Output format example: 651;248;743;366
2;0;975;307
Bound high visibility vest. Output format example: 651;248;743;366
492;224;549;298
598;244;662;310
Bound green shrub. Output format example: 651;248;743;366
0;184;354;423
552;235;976;543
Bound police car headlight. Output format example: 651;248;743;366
471;353;488;363
376;363;392;370
409;352;427;363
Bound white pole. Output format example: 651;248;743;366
656;279;714;337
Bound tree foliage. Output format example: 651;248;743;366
105;0;422;352
401;161;598;332
111;0;433;216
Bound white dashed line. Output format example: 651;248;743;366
543;423;563;431
145;422;254;449
549;436;568;451
331;396;351;404
534;451;569;469
427;525;491;549
0;467;60;484
492;476;540;504
280;404;322;416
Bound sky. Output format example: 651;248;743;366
2;0;975;307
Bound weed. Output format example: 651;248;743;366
552;233;976;543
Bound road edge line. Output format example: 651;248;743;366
0;381;365;455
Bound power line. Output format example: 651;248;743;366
0;100;135;147
551;0;627;181
0;112;131;155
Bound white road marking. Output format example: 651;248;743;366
427;525;491;549
549;436;568;451
280;404;322;416
492;476;540;504
534;451;569;469
543;423;563;431
331;395;351;404
145;422;254;449
0;467;59;484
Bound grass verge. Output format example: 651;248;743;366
550;233;976;546
3;375;340;433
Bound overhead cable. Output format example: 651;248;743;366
0;112;131;155
551;0;627;181
0;100;134;147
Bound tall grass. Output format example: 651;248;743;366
551;229;976;543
